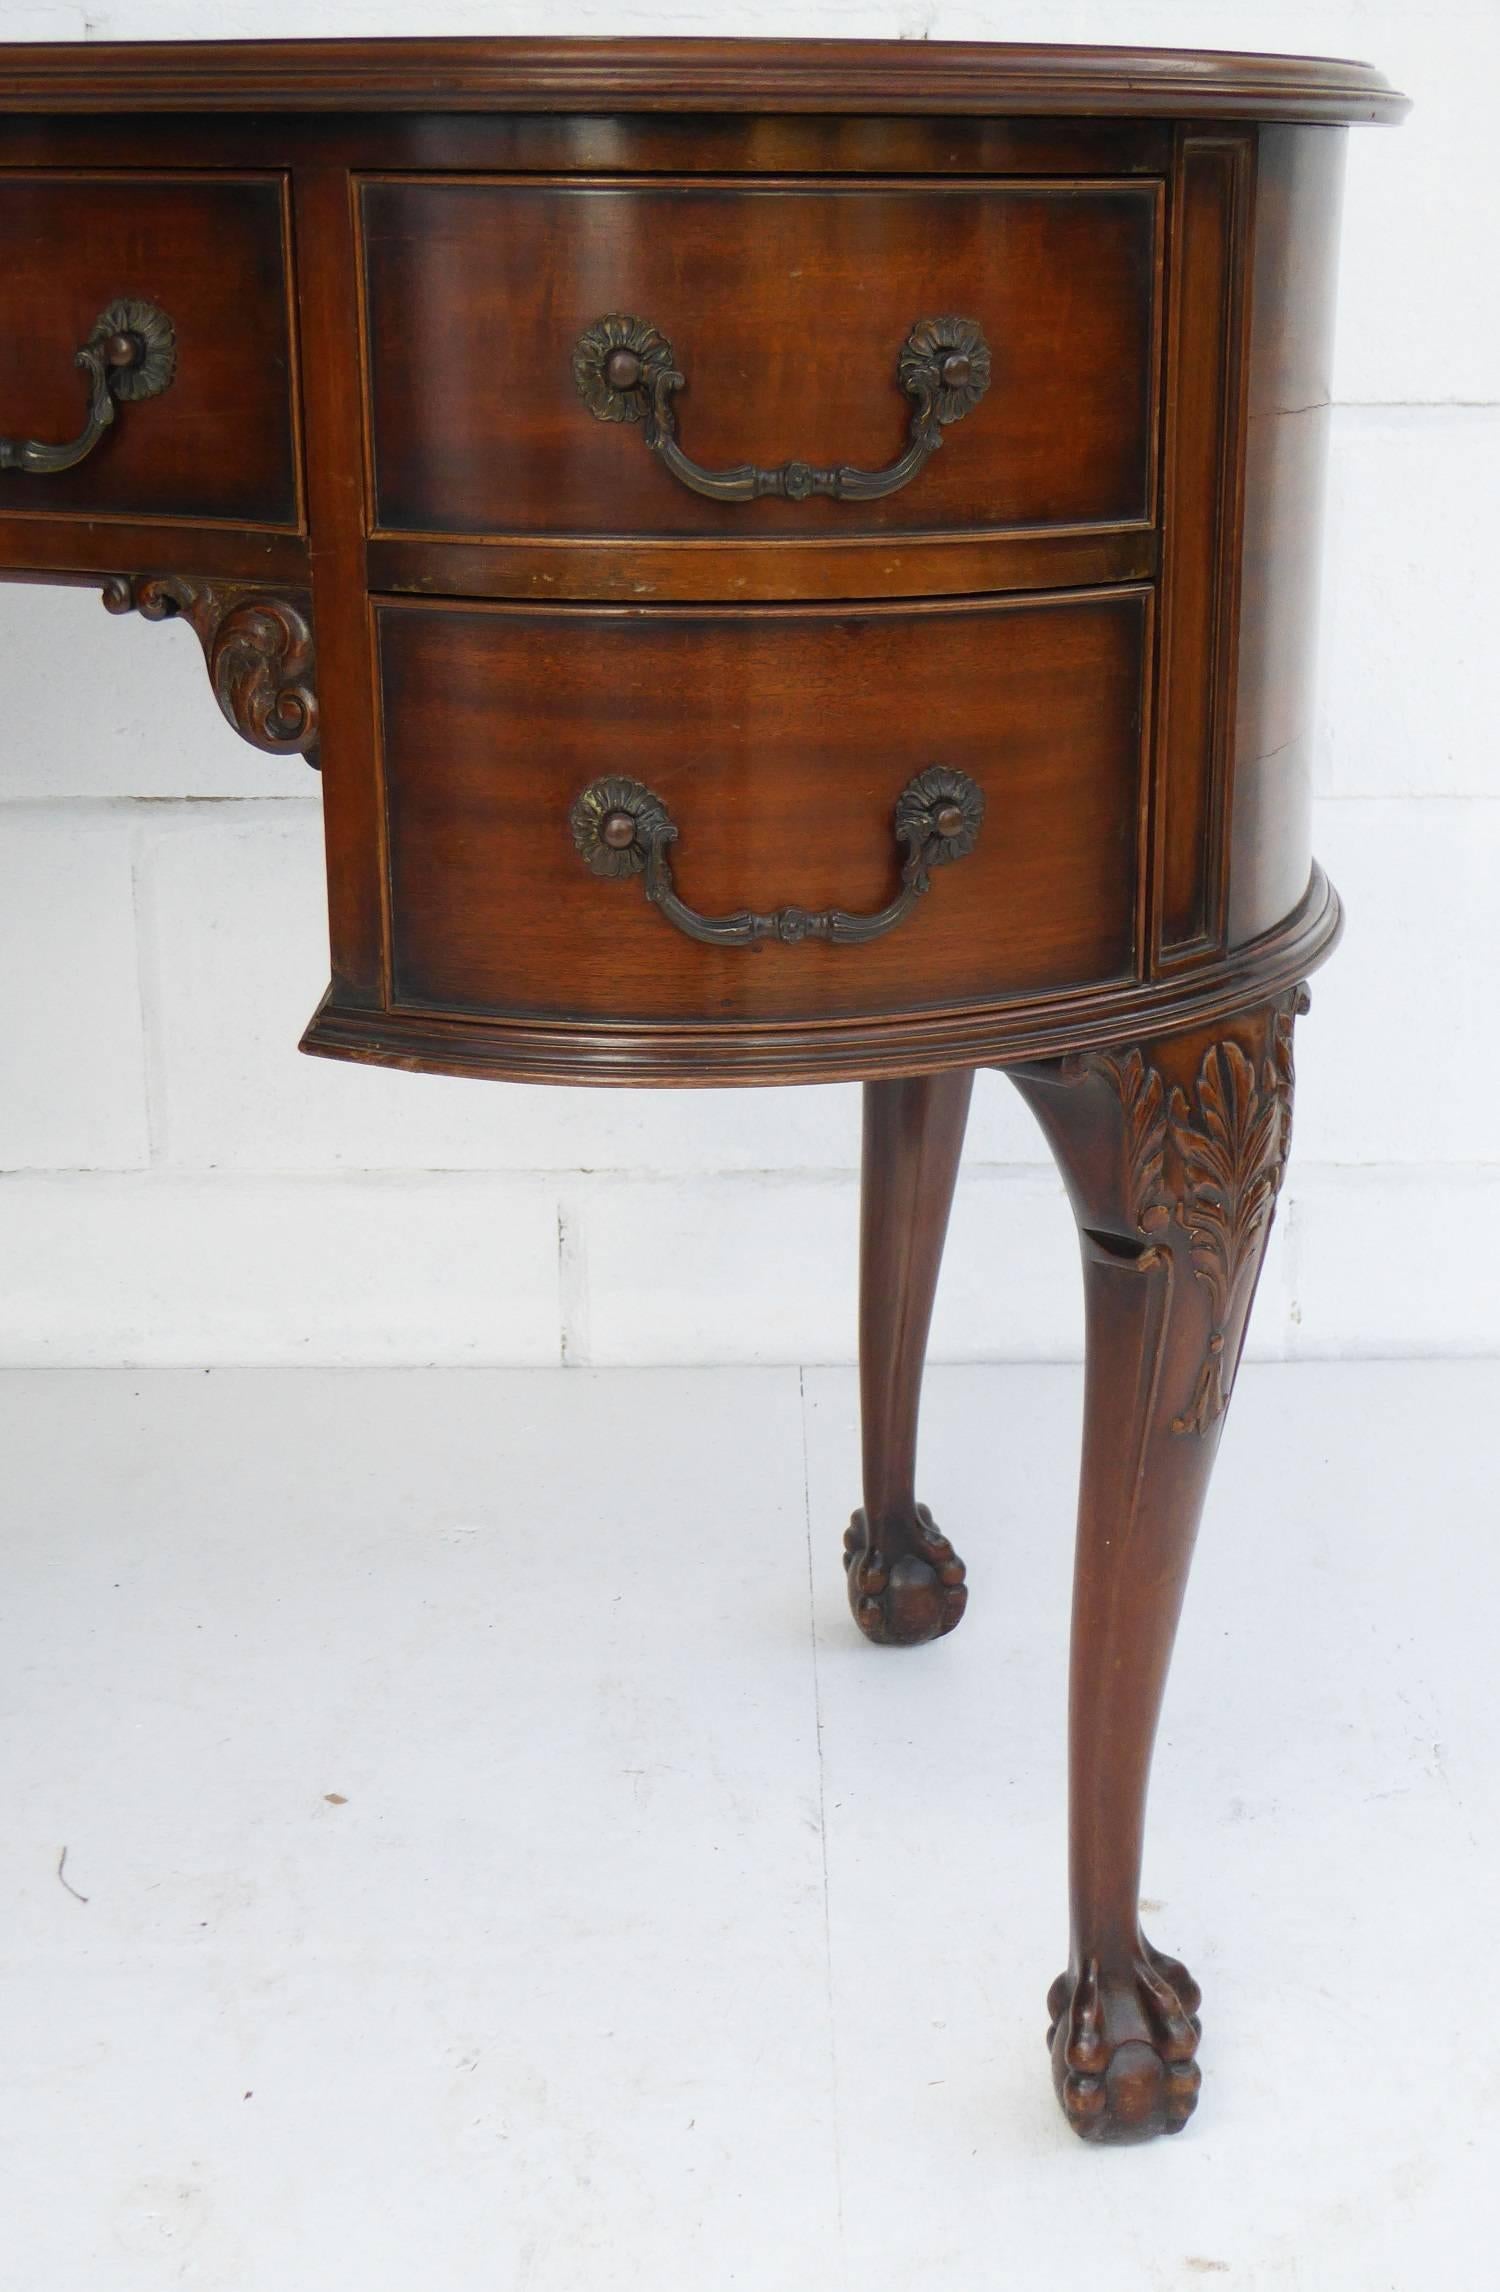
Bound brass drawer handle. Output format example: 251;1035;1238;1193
570;766;984;947
572;315;991;505
0;297;176;477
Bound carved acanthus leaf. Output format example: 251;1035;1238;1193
1090;1048;1171;1237
102;574;319;764
1083;987;1309;1437
1167;1025;1297;1435
1271;980;1311;1191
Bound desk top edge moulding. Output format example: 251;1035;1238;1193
0;36;1405;2148
0;37;1409;119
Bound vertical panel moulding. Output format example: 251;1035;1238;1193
1149;125;1254;972
291;160;390;1010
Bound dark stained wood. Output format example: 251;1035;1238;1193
846;1068;975;1646
293;161;389;1011
1150;129;1252;963
0;173;300;530
361;176;1160;544
300;863;1342;1087
0;520;307;585
0;38;1409;123
365;525;1157;607
1011;986;1308;2140
101;574;318;761
0;111;1172;182
1228;125;1348;946
0;36;1402;2148
375;591;1148;1025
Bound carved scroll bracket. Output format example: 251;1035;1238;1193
101;575;319;765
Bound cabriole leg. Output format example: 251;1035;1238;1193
845;1066;975;1647
1010;988;1307;2141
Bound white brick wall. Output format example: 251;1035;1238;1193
2;0;1494;1365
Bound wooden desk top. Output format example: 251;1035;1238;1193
0;36;1408;124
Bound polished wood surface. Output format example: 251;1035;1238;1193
1151;129;1250;962
1012;988;1305;2140
361;524;1158;608
0;35;1404;2149
0;112;1173;182
300;867;1340;1088
847;1068;975;1647
0;173;299;531
377;591;1147;1025
1229;125;1348;946
0;37;1408;122
362;176;1159;543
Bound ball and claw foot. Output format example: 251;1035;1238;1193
1046;1944;1203;2143
843;1503;968;1646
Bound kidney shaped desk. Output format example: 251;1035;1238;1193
0;37;1405;2143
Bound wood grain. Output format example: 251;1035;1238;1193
364;526;1157;607
293;162;389;1009
1150;128;1253;965
1012;987;1307;2141
361;176;1160;545
0;112;1171;182
0;38;1410;123
1228;125;1347;946
376;590;1149;1026
300;864;1342;1088
0;173;299;530
846;1067;975;1646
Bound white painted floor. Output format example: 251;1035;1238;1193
2;1360;1495;2290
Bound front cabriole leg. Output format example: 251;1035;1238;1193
1011;987;1308;2141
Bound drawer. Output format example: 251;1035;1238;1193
0;172;299;528
378;591;1148;1026
361;178;1160;544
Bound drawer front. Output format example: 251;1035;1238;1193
378;592;1148;1026
361;178;1160;544
0;173;299;528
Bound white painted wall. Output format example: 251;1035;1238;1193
2;0;1495;1367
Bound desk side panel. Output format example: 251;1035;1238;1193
1228;124;1346;947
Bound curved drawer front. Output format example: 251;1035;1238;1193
361;177;1159;544
0;172;299;528
378;591;1148;1026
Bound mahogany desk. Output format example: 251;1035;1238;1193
0;37;1406;2144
